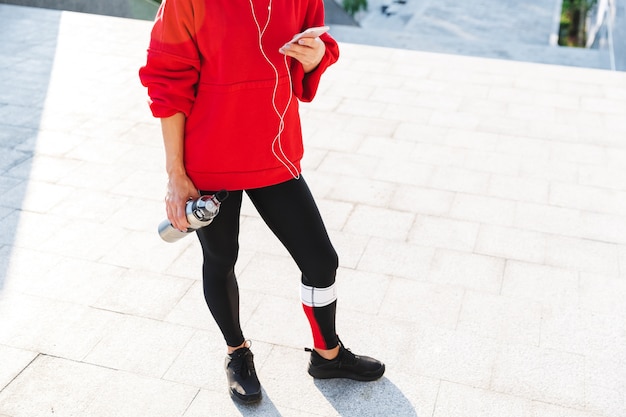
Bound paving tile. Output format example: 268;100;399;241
92;269;194;321
428;249;505;293
0;345;37;391
0;293;119;360
99;229;192;272
457;291;542;346
449;193;517;227
544;235;620;276
464;150;521;176
238;216;291;258
550;182;626;217
372;157;434;187
56;160;139;192
474;225;547;264
49;189;129;223
409;216;479;253
162;241;210;280
237;252;302;301
315;198;354;231
7;257;127;306
491;345;586;409
257;343;433;417
345;114;399;137
318;150;381;178
382;102;433;123
334;267;391;315
0;354;113;417
244;344;339;416
476;113;532;137
239;294;311;349
394;122;448;144
109;169;166;200
494;135;552;160
1;179;74;213
429;109;481;130
502;261;579;307
343;204;415;241
487;174;550;204
0;354;197;417
540;306;626;360
584;384;626;417
530;402;602;417
389;184;455;216
411;142;467;167
579;211;626;245
327;230;370;269
514;202;582;237
379;277;464;329
163;281;222;330
163;330;273;393
84;314;196;379
411;326;499;389
579;272;626;315
520;157;579;182
86;369;198;417
306;126;364;153
357;237;435;280
433;381;532;417
585;355;626;404
580;163;626;192
182;388;320;417
429;166;491;194
5;154;82;183
358;136;419;161
336;97;388;118
445;129;500;151
459;96;509;118
0;210;67;250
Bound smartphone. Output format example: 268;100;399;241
288;26;330;44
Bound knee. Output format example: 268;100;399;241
303;247;339;288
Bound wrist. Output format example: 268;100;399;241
166;162;187;178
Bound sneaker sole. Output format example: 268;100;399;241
229;389;262;404
308;363;385;381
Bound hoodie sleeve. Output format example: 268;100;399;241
138;0;202;118
291;0;340;102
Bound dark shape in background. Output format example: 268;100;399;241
0;0;359;25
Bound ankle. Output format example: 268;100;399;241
227;340;249;354
314;345;340;360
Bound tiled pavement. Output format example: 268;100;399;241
1;3;626;417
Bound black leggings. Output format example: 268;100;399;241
196;177;339;349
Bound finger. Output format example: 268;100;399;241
297;37;314;47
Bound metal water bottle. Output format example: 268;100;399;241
158;190;228;243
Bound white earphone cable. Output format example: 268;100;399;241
248;0;300;180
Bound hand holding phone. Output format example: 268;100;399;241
288;26;330;44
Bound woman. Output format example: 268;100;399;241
139;0;384;404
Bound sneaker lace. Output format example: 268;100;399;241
337;343;358;366
304;336;358;366
230;348;255;378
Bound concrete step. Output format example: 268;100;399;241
328;23;613;70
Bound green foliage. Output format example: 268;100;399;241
559;0;598;47
342;0;368;17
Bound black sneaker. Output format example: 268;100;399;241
306;340;385;381
225;345;262;404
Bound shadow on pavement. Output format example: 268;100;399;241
314;377;418;416
0;5;60;291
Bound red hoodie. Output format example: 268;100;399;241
139;0;340;190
